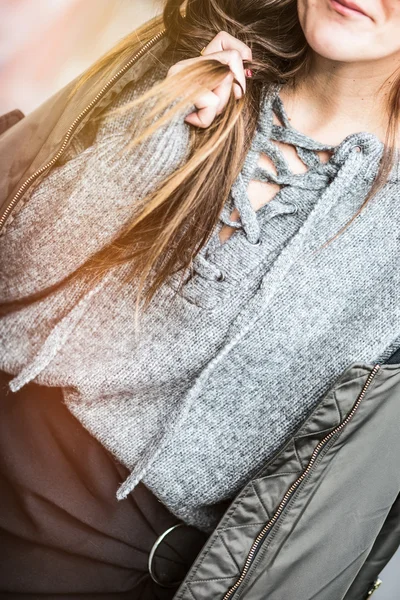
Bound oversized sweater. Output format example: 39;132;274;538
1;52;400;533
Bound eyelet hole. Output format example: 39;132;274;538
215;271;226;282
248;237;261;247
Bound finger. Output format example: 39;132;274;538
201;31;252;63
167;43;248;103
185;105;218;129
200;49;246;99
167;47;248;100
212;72;234;116
184;89;220;128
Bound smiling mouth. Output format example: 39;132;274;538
330;0;370;18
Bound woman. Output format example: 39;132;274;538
0;0;400;598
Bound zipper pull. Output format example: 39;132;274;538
366;577;383;597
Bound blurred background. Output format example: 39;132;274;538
0;0;162;116
0;1;398;597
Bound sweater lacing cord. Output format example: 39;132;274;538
189;166;339;284
188;86;344;284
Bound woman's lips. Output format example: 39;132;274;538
330;0;370;18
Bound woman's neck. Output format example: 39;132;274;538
279;51;400;147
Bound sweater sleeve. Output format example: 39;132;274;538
0;57;192;303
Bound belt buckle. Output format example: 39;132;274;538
148;522;185;588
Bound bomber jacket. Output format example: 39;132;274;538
1;20;400;600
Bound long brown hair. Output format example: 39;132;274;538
71;0;400;315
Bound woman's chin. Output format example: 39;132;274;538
305;26;371;63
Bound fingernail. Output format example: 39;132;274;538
245;69;253;78
233;83;243;100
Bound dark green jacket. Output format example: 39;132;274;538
1;24;399;600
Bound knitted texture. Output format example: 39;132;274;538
1;52;400;533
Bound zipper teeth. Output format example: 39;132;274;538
0;28;167;233
222;364;381;600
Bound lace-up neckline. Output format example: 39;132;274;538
219;83;382;244
191;82;385;284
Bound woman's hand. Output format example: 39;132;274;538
166;31;252;129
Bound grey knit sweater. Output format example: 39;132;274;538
1;55;400;533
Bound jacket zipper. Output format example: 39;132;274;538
222;363;381;600
0;28;167;234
